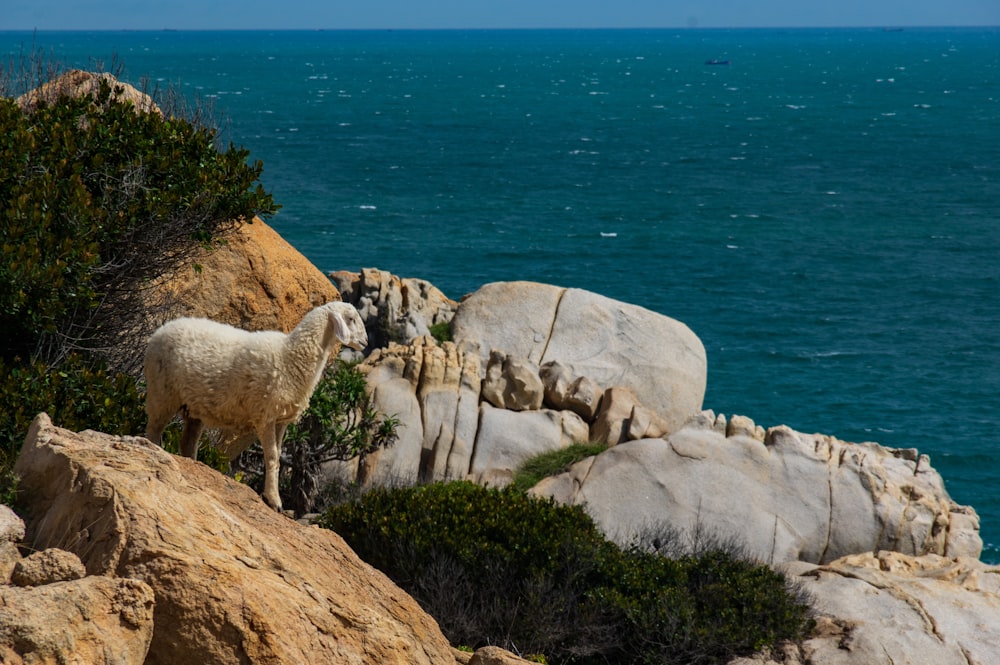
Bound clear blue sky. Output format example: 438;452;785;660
3;0;998;31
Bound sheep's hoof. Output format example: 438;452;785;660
261;494;283;513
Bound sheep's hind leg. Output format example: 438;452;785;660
179;418;204;459
258;423;284;512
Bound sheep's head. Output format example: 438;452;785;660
326;302;368;351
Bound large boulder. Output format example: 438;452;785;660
451;281;707;434
531;421;981;565
781;551;1000;665
154;217;340;333
14;413;456;665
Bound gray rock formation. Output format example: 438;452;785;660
539;360;603;421
352;338;587;486
330;267;458;351
531;420;981;565
451;281;707;434
482;351;545;411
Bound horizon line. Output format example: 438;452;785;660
3;24;999;33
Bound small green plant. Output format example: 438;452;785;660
428;321;452;344
510;442;607;492
0;467;19;508
236;360;399;517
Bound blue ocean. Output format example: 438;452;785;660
3;28;999;560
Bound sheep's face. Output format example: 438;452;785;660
328;303;368;351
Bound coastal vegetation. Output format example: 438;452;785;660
0;54;277;492
509;441;607;492
319;480;814;665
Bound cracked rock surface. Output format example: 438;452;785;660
531;423;981;565
781;551;1000;665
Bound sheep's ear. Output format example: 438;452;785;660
329;307;351;344
329;304;367;351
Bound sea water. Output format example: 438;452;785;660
3;28;998;560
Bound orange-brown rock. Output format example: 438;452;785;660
156;217;340;332
0;576;155;665
14;413;455;665
15;69;160;115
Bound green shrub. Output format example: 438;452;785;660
0;74;277;371
319;481;813;664
0;353;147;503
319;481;620;660
234;360;399;517
510;442;607;492
0;60;278;486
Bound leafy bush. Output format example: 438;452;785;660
0;81;277;371
510;442;607;492
234;360;399;517
319;482;813;664
0;353;147;490
0;57;278;486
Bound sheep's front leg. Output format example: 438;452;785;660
259;423;283;512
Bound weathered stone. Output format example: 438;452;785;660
16;69;160;115
154;217;340;334
786;551;1000;664
726;414;763;441
481;352;545;412
10;548;86;587
470;404;589;481
330;267;458;349
0;576;155;665
15;413;457;665
591;386;643;445
0;505;23;584
452;282;706;434
351;338;483;485
468;645;536;664
532;425;981;564
539;360;603;421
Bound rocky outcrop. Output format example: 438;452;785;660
155;217;340;333
774;551;1000;665
0;575;156;665
15;69;160;115
531;415;982;565
451;281;707;434
0;507;155;665
330;267;458;351
341;278;707;486
14;413;456;665
0;505;23;584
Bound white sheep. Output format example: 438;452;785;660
143;301;368;511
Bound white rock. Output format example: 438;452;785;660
531;426;981;564
452;281;706;434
